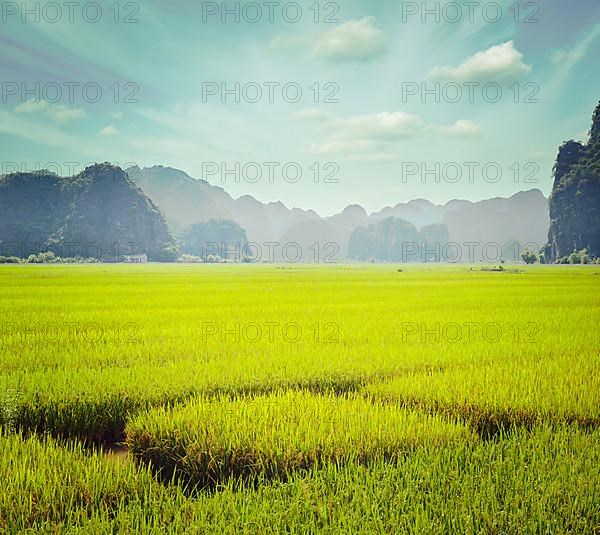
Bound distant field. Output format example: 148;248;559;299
0;264;599;532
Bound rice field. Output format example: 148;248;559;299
0;264;599;532
125;391;474;489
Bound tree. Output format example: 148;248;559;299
348;217;424;262
521;250;538;264
152;244;180;263
26;251;58;264
567;249;589;264
179;220;247;260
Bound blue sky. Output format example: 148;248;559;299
1;0;599;214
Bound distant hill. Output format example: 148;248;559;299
127;165;235;233
547;101;600;261
0;164;177;261
440;189;549;261
130;165;550;261
0;161;550;263
349;217;424;262
359;190;548;260
127;166;320;244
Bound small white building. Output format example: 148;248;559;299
123;254;148;263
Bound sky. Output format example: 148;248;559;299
1;0;599;215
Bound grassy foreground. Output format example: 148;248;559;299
1;427;598;533
0;264;599;532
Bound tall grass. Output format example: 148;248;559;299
1;427;598;533
1;264;597;442
0;264;598;531
364;354;600;436
125;391;474;489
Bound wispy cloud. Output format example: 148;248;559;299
297;110;480;158
325;111;427;141
0;110;86;149
438;120;482;138
542;23;600;102
99;125;119;136
551;49;584;65
14;99;87;124
550;23;600;67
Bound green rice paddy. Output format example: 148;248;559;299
0;264;598;532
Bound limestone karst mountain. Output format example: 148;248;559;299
0;164;177;261
547;100;600;261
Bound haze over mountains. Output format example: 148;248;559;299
0;162;552;263
128;165;550;260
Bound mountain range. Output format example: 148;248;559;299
128;165;550;261
0;162;552;263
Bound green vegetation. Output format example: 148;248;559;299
126;391;473;489
365;356;600;435
179;219;248;261
0;163;178;261
521;249;538;264
548;100;600;261
348;217;449;262
1;427;598;533
566;248;593;265
0;256;21;264
0;264;598;531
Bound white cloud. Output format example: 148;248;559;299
99;125;119;136
428;41;531;83
111;111;124;120
298;110;480;158
302;110;424;158
328;111;426;141
14;99;87;124
14;99;50;114
313;17;386;62
438;120;482;138
50;106;87;124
